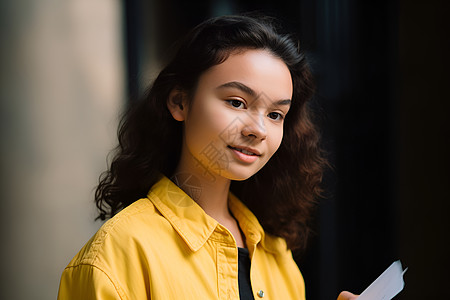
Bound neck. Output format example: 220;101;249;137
171;150;233;222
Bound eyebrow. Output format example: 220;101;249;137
216;81;292;107
273;99;292;107
216;81;257;97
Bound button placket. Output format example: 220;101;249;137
249;243;267;299
214;228;239;300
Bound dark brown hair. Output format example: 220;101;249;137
95;14;327;251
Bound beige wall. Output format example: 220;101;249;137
0;1;124;298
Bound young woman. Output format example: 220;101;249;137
58;14;357;299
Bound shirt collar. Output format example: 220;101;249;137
147;174;287;254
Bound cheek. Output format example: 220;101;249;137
184;99;228;150
269;127;284;155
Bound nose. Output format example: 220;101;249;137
241;113;267;141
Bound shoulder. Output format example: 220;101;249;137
59;197;174;299
66;197;168;269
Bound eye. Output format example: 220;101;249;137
226;99;245;109
268;112;284;121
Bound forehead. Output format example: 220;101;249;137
197;49;293;101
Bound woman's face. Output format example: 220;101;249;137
176;49;293;181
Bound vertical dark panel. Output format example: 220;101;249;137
397;0;450;298
123;0;142;100
312;0;399;298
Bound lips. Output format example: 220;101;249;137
227;145;261;156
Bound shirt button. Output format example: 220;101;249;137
257;290;265;298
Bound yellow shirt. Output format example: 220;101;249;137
58;175;305;299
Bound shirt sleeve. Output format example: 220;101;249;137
58;264;127;300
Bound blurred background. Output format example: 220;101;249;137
0;0;448;299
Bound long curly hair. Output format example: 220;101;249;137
95;14;327;251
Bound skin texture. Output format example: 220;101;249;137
169;49;292;181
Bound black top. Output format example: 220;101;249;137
238;247;255;300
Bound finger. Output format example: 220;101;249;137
337;291;359;300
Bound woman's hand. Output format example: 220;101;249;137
337;291;359;300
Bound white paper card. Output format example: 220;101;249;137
357;260;407;300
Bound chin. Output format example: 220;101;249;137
228;175;251;181
221;167;260;181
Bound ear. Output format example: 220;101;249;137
167;88;188;121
